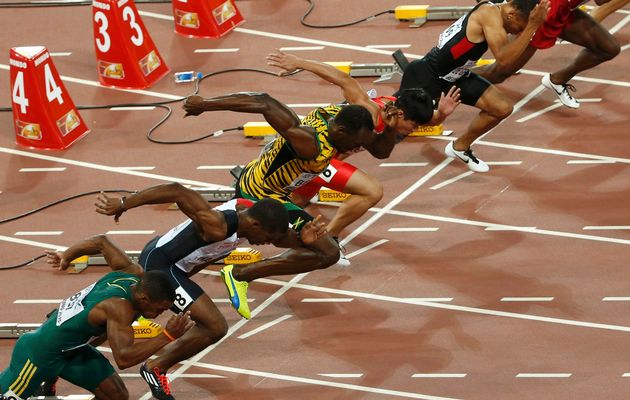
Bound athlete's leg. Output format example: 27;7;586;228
475;45;537;84
61;347;124;400
91;375;128;400
590;0;630;24
325;168;383;237
553;9;620;85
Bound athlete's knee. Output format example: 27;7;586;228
196;315;228;344
600;40;621;60
111;386;129;400
488;99;513;120
365;179;383;205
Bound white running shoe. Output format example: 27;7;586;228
541;74;579;109
333;237;351;267
445;141;489;173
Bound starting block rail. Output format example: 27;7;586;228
395;5;474;27
1;319;161;340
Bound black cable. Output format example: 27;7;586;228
0;254;47;271
301;0;394;29
0;0;170;8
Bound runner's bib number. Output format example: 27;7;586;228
284;172;319;191
56;282;96;326
441;60;476;82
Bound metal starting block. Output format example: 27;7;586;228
67;252;141;274
408;124;444;137
395;5;475;27
224;247;262;264
1;319;162;340
168;187;236;210
318;188;351;202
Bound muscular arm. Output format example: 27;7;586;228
363;125;397;159
183;92;320;159
267;51;379;115
47;235;141;275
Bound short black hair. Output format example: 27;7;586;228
139;270;176;303
510;0;539;18
246;198;289;234
334;104;375;133
395;88;434;125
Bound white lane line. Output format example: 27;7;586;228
14;231;63;236
516;373;572;378
0;235;66;251
0;147;231;189
196;165;237;170
501;297;554;302
622;373;630;377
110;106;156;111
485;226;537;231
19;167;66;172
486;161;522;166
520;68;630;88
610;14;630;35
379;162;428;167
388;227;439;232
236;274;630;333
345;239;389;259
583;226;630;230
377;207;630;245
412;374;467;378
117;166;156;171
516;103;562;123
279;46;325;51
192;361;462;400
105;230;155;235
194;48;239;53
237;314;292;339
0;64;182;100
138;11;425;59
287;103;330;108
212;298;255;303
367;44;411;49
602;297;630;301
119;373;225;379
429;171;473;191
404;298;453;302
341;158;452;246
50;52;72;57
14;299;62;304
318;373;363;378
567;160;616;164
301;298;354;303
622;43;630;52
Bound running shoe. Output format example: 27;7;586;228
541;73;579;109
221;264;251;319
31;376;58;396
445;141;489;172
333;237;351;267
140;362;174;400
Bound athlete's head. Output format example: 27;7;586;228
328;104;375;153
393;88;435;133
503;0;539;34
133;270;176;318
241;198;289;245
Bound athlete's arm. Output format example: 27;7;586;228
475;1;548;71
99;300;193;369
363;125;397;159
183;93;320;159
45;234;141;275
267;50;379;113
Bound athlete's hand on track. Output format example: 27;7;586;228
437;86;461;118
95;192;125;223
299;215;328;245
528;0;550;28
183;95;206;117
266;50;302;76
164;311;195;340
45;250;70;270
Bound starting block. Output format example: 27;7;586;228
408;124;445;137
318;188;350;202
132;317;162;338
9;46;90;150
395;5;474;27
224;247;262;264
168;187;236;210
1;319;160;340
92;0;169;88
67;252;141;273
172;0;245;38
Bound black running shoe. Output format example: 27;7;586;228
140;362;175;400
31;376;59;396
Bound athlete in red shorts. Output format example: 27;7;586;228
478;0;620;109
267;51;461;260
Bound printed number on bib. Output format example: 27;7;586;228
284;172;319;192
56;282;96;326
173;286;194;312
438;16;465;49
319;164;338;184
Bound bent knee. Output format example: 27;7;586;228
489;101;513;120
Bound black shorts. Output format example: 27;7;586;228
400;59;491;106
139;237;203;313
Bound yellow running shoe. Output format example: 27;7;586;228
220;264;251;319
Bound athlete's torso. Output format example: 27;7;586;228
152;199;247;272
238;105;340;200
425;1;490;82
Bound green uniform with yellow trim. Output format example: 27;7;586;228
0;272;139;399
236;105;340;231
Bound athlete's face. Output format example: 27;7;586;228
246;226;285;246
330;126;375;153
394;117;420;136
504;10;528;35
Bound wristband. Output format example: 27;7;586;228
162;328;175;342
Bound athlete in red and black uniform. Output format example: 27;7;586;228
400;0;549;172
267;51;461;260
478;0;620;109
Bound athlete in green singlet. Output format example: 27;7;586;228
0;235;193;400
